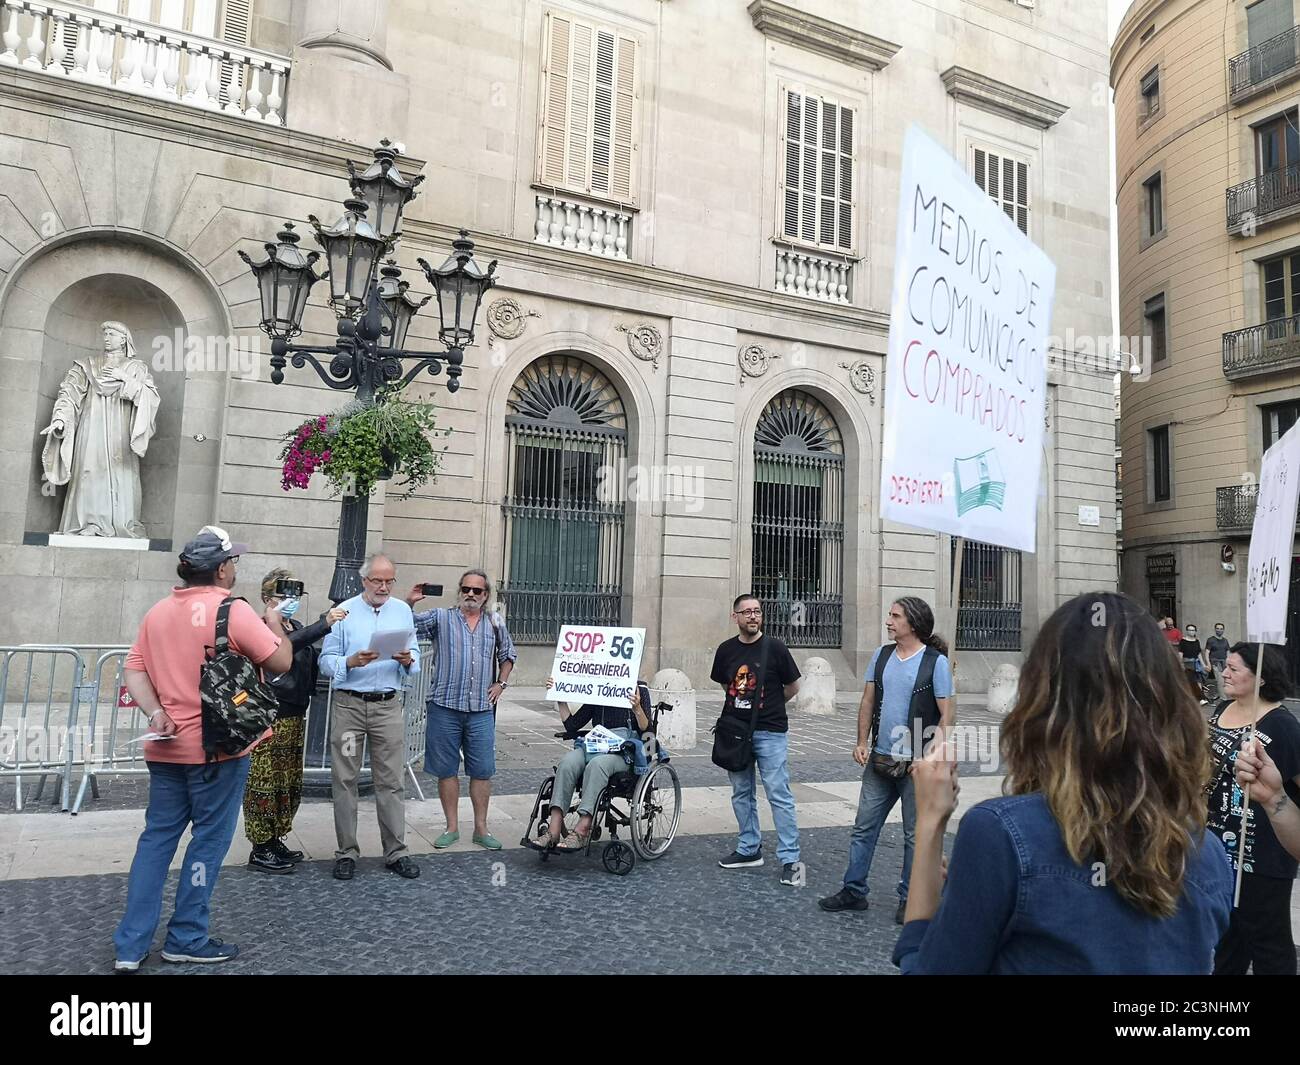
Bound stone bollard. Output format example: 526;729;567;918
650;668;696;751
988;664;1020;716
794;656;836;715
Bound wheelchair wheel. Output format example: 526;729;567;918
631;762;682;860
602;840;635;876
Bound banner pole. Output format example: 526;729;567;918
1233;642;1265;909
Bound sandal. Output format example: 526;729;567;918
556;829;591;852
535;827;557;849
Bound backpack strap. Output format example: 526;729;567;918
213;596;246;656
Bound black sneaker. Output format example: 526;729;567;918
818;887;869;912
780;862;801;886
247;844;295;874
387;856;420;879
896;899;908;925
269;838;304;864
333;857;356;880
718;848;764;869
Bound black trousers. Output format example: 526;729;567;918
1213;872;1297;976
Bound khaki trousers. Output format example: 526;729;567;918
330;690;408;863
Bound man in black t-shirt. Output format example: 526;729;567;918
1205;623;1230;702
710;593;802;885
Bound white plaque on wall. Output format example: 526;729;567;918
1077;505;1100;527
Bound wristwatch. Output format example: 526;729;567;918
497;681;508;689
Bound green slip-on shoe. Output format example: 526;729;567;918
433;830;460;849
472;832;502;851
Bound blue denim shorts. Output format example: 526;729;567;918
425;702;496;779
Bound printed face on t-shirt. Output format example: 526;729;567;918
729;664;758;707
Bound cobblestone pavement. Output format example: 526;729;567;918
0;825;921;975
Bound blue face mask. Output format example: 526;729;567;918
279;597;301;619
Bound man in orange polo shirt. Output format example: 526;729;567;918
113;526;292;971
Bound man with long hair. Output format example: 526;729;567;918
819;597;953;924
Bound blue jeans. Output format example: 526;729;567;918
113;756;251;962
842;765;915;900
727;729;800;864
425;702;496;779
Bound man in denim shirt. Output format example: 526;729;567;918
408;568;516;851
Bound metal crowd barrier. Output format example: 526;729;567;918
0;646;102;811
3;639;434;813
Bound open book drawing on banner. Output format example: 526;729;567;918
953;449;1006;516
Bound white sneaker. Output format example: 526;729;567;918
114;957;142;972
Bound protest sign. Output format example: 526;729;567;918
1246;420;1300;643
546;626;645;708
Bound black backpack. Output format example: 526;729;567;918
200;597;280;761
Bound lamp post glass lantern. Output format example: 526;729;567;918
348;138;425;241
419;229;498;353
309;197;389;317
243;141;496;606
237;223;325;340
376;260;430;352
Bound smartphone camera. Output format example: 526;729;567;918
421;583;443;597
275;578;305;598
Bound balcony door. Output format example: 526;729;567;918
1255;111;1300;217
1249;0;1295;81
1262;252;1300;350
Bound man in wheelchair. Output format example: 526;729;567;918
538;680;653;851
523;679;682;874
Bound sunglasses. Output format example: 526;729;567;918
460;585;487;595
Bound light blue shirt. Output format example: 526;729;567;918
414;607;517;713
866;645;952;757
320;595;420;692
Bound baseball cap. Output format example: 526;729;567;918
179;525;250;571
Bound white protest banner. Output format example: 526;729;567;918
880;125;1057;553
546;626;645;708
1246;420;1300;643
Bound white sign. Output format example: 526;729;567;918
1078;505;1100;527
546;626;645;708
880;126;1057;553
1246;421;1300;643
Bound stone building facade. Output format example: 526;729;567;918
0;0;1115;691
1114;0;1300;676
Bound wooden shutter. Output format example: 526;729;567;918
973;147;1029;235
220;0;250;42
782;91;802;241
779;87;854;251
610;34;636;198
591;30;615;193
539;12;637;200
540;12;572;186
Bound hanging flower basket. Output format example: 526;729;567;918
280;388;448;499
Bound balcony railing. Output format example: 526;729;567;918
1217;485;1259;533
0;0;290;125
1222;315;1300;379
533;193;632;260
1226;162;1300;230
774;244;854;305
1229;25;1300;103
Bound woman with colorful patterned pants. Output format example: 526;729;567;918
243;569;347;873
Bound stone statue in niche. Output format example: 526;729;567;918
39;321;160;538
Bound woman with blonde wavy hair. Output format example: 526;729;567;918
893;592;1233;974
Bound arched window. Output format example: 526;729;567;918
752;390;844;646
500;354;627;642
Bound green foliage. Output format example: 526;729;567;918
280;386;450;499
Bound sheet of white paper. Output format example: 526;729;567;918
367;628;413;658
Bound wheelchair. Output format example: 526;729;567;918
520;702;682;875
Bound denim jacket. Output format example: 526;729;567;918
893;793;1233;975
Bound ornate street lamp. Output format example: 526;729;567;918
309;197;389;318
347;138;425;241
243;141;497;603
376;260;430;352
419;229;498;355
237;223;326;340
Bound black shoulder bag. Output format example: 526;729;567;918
711;637;771;772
